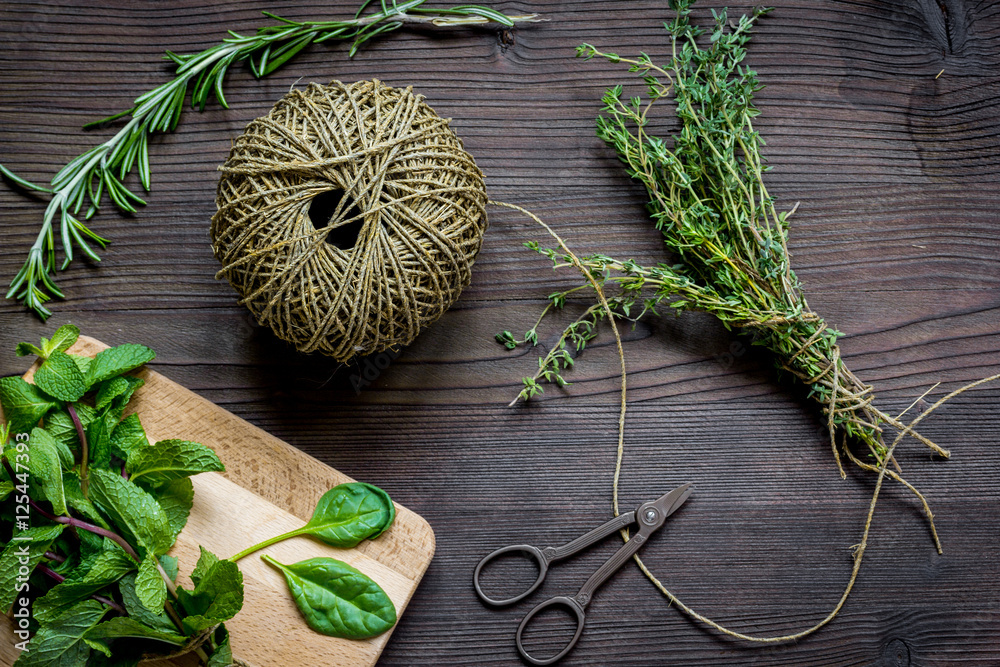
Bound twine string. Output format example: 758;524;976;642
212;80;488;360
497;202;1000;644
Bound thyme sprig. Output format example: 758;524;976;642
501;0;950;494
1;1;541;320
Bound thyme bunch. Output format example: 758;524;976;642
500;0;951;537
0;1;541;320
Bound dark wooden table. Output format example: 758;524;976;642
2;1;999;665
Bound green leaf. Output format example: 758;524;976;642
71;354;93;380
85;616;186;646
94;377;129;411
127;439;224;487
262;556;396;639
299;482;396;548
111;375;144;413
45;403;95;453
0;480;13;501
15;342;45;358
63;471;110;528
153;478;194;541
206;624;234;667
33;548;135;624
0;377;60;434
13;600;109;667
109;413;149;461
34;350;88;402
45;324;81;356
190;546;220;588
88;468;173;556
159;554;179;582
86;413;113;471
20;427;68;515
86;343;155;386
0;524;65;612
118;573;176;632
135;554;168;612
176;558;244;634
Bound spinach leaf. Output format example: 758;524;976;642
300;482;395;547
34;350;88;402
262;555;396;639
126;439;224;487
0;377;60;434
0;524;65;612
88;468;173;556
86;343;155;386
13;599;109;667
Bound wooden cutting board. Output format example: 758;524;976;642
0;336;435;667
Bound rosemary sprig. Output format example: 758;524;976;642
1;1;541;320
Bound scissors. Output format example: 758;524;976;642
473;483;692;665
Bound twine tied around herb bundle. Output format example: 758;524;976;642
211;80;488;361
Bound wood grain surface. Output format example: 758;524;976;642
1;1;999;665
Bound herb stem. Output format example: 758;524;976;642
66;403;89;496
28;494;141;564
227;528;306;563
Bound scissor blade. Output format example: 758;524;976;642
652;482;692;519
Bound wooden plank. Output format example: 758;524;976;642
0;336;435;666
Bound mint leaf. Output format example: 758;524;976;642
13;599;109;667
33;548;135;624
71;354;93;380
45;404;95;454
22;427;68;515
190;546;220;588
15;342;45;358
94;377;130;411
206;624;233;667
127;439;224;487
86;343;155;386
89;468;173;556
118;573;176;633
34;350;88;402
44;324;81;356
0;524;65;612
177;558;244;634
159;554;179;582
153;478;194;541
109;413;149;461
0;377;60;434
136;554;168;613
63;471;110;529
85;414;113;472
111;375;144;413
86;616;186;647
262;555;396;639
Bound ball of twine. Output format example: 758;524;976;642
211;79;488;361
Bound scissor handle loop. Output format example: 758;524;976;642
515;595;586;666
473;544;549;606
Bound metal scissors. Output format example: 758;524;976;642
473;483;692;665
